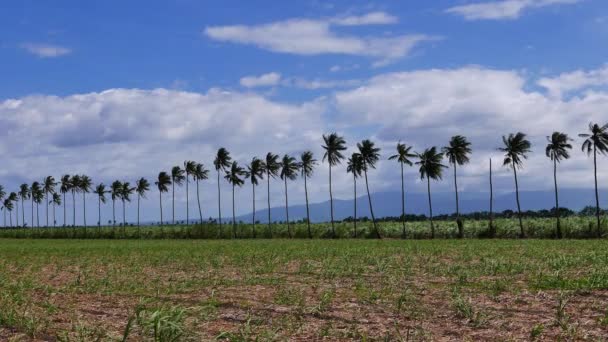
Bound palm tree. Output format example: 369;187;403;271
18;184;29;228
60;175;71;226
442;136;472;239
79;175;92;229
51;193;61;227
94;184;107;229
155;172;171;225
193;163;209;224
214;148;232;235
264;152;280;236
111;180;122;228
280;154;299;238
184;160;197;225
171;166;185;225
357;140;382;239
120;182;135;233
322;133;347;238
246;157;264;238
346;153;363;238
579;122;608;236
498;132;532;238
545;132;573;239
2;197;14;227
0;185;5;227
43;176;56;227
70;175;82;226
300;151;317;239
224;161;247;238
135;178;150;230
31;183;43;228
389;142;416;239
415;147;448;239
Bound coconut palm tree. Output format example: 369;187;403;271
264;152;280;236
498;132;532;238
442;136;472;239
346;153;363;238
280;154;299;238
389;142;416;239
322;133;347;238
300;151;317;239
7;192;17;227
120;182;134;233
416;147;447;239
184;160;197;225
171;166;185;225
193;163;209;224
31;183;43;228
60;175;71;227
18;184;29;227
214;148;232;234
43;176;56;227
155;172;171;225
2;197;14;227
51;193;61;227
70;175;81;226
579;122;608;236
357;140;382;239
545;132;573;239
246;157;264;238
0;185;4;227
224;161;247;238
111;180;122;228
135;178;150;230
94;183;107;229
79;175;92;228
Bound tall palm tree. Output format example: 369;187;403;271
60;175;71;227
193;163;209;224
135;177;150;230
8;192;17;227
94;184;107;228
18;184;29;228
498;132;532;238
322;133;347;238
79;175;92;228
155;172;171;225
346;153;363;238
579;122;608;236
70;175;81;226
31;183;43;228
224;161;247;238
280;154;299;238
120;182;134;233
0;185;5;227
246;157;264;238
214;148;232;234
389;142;416;239
51;193;61;227
442;136;472;239
264;152;280;236
111;180;122;228
358;139;382;239
300;151;317;239
2;197;14;227
184;160;197;225
43;176;56;227
416;147;447;239
545;132;573;239
171;166;185;225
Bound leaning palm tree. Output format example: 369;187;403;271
18;184;29;228
193;163;209;224
155;172;171;225
43;176;56;227
498;132;532;238
70;175;82;226
135;177;150;230
322;133;347;238
389;142;416;239
224;161;247;238
416;147;447;239
184;160;197;225
171;166;185;225
280;154;299;238
300;151;317;239
579;122;608;236
111;180;122;228
3;197;14;227
120;182;135;234
94;183;107;229
246;157;264;238
31;181;42;227
545;132;573;239
60;175;71;226
346;153;363;238
214;148;232;234
79;175;92;228
51;193;61;227
442;136;472;239
264;152;280;236
358;139;382;239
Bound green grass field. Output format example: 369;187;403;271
1;237;608;340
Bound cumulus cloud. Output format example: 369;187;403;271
537;65;608;98
446;0;581;20
330;11;398;26
240;72;282;87
20;43;71;58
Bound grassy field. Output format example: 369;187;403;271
1;238;608;341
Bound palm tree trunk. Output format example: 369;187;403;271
553;158;562;239
400;162;406;239
112;199;116;228
232;184;236;239
196;179;203;224
31;198;34;229
9;210;12;227
72;191;76;227
63;193;66;227
304;175;311;239
53;202;56;228
427;176;434;239
593;145;601;237
267;170;271;237
46;190;49;227
329;163;335;238
454;163;464;239
513;161;524;238
122;199;126;235
36;202;39;228
217;170;222;236
83;192;87;228
137;193;141;237
186;174;189;225
172;179;175;225
16;200;19;228
252;182;256;238
98;196;101;231
353;174;357;238
159;192;163;225
284;177;291;238
364;167;380;239
21;198;24;228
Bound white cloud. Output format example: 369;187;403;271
204;12;435;66
446;0;581;20
538;65;608;98
20;43;71;58
330;11;398;26
240;72;282;87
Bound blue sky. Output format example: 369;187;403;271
0;0;607;225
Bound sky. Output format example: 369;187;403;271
0;0;607;225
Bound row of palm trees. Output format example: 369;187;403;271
1;122;607;238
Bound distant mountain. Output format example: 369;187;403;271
236;188;608;223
